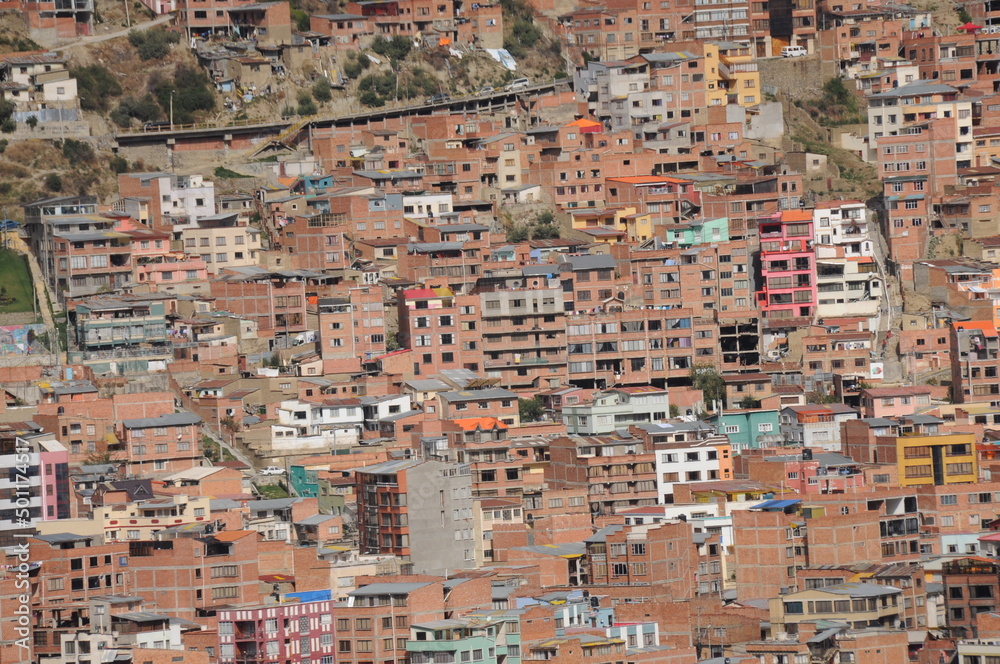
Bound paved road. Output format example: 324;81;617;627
54;14;173;51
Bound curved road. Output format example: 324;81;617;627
54;13;173;52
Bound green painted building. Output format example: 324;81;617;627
665;216;729;247
408;613;522;664
709;408;782;452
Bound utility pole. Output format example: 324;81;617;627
170;90;175;129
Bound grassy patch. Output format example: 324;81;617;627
214;166;250;179
256;483;289;499
0;248;34;314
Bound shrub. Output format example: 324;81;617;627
1;118;16;133
110;95;161;127
151;66;214;124
128;27;179;61
312;77;332;103
371;35;412;61
44;173;62;192
71;64;122;112
297;99;317;116
290;8;311;31
58;138;95;163
296;89;312;106
358;89;382;107
109;155;129;173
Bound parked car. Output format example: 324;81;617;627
260;466;285;475
506;78;530;91
781;46;808;57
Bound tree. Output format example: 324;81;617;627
312;77;332;103
690;364;726;410
72;64;122;112
385;332;401;351
25;115;37;131
669;403;680;418
737;395;761;409
128;28;179;60
290;7;311;31
44;173;62;192
371;35;412;61
518;397;544;423
506;224;529;243
151;66;215;125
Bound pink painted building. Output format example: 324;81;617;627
756;209;817;320
217;597;337;663
860;386;933;419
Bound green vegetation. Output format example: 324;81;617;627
57;138;95;163
501;0;542;58
0;34;41;52
690;364;726;409
737;396;761;409
357;67;440;107
44;173;62;192
297;89;317;116
203;436;236;462
72;64;122;112
312;77;333;103
128;27;180;61
151;65;215;125
214;166;250;179
804;77;864;126
0;249;34;314
257;483;289;499
290;7;311;31
109;155;130;174
507;210;561;242
343;51;371;79
372;35;413;63
958;7;973;23
110;94;161;128
518;397;544;423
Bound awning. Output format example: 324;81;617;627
753;499;802;510
807;627;842;643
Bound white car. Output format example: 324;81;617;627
260;466;285;475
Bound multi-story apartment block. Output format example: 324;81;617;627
546;433;657;514
71;297;168;353
120;410;202;477
398;285;482;375
812;200;874;256
210;269;307;336
478;283;566;390
178;214;262;274
217;597;337;664
756;210;817;320
0;432;69;546
117;172;216;229
271;398;363;454
318;286;387;374
769;583;903;633
355;458;475;574
562;387;669;435
952;320;1000;402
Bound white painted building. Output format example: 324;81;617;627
272;398;362;452
812;200;874;257
563;387;669;435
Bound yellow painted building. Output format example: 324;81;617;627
896;432;978;487
703;41;761;108
569;206;652;243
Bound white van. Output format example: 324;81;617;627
782;45;808;58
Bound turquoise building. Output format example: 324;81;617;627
665;216;729;247
708;408;782;452
408;613;522;664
